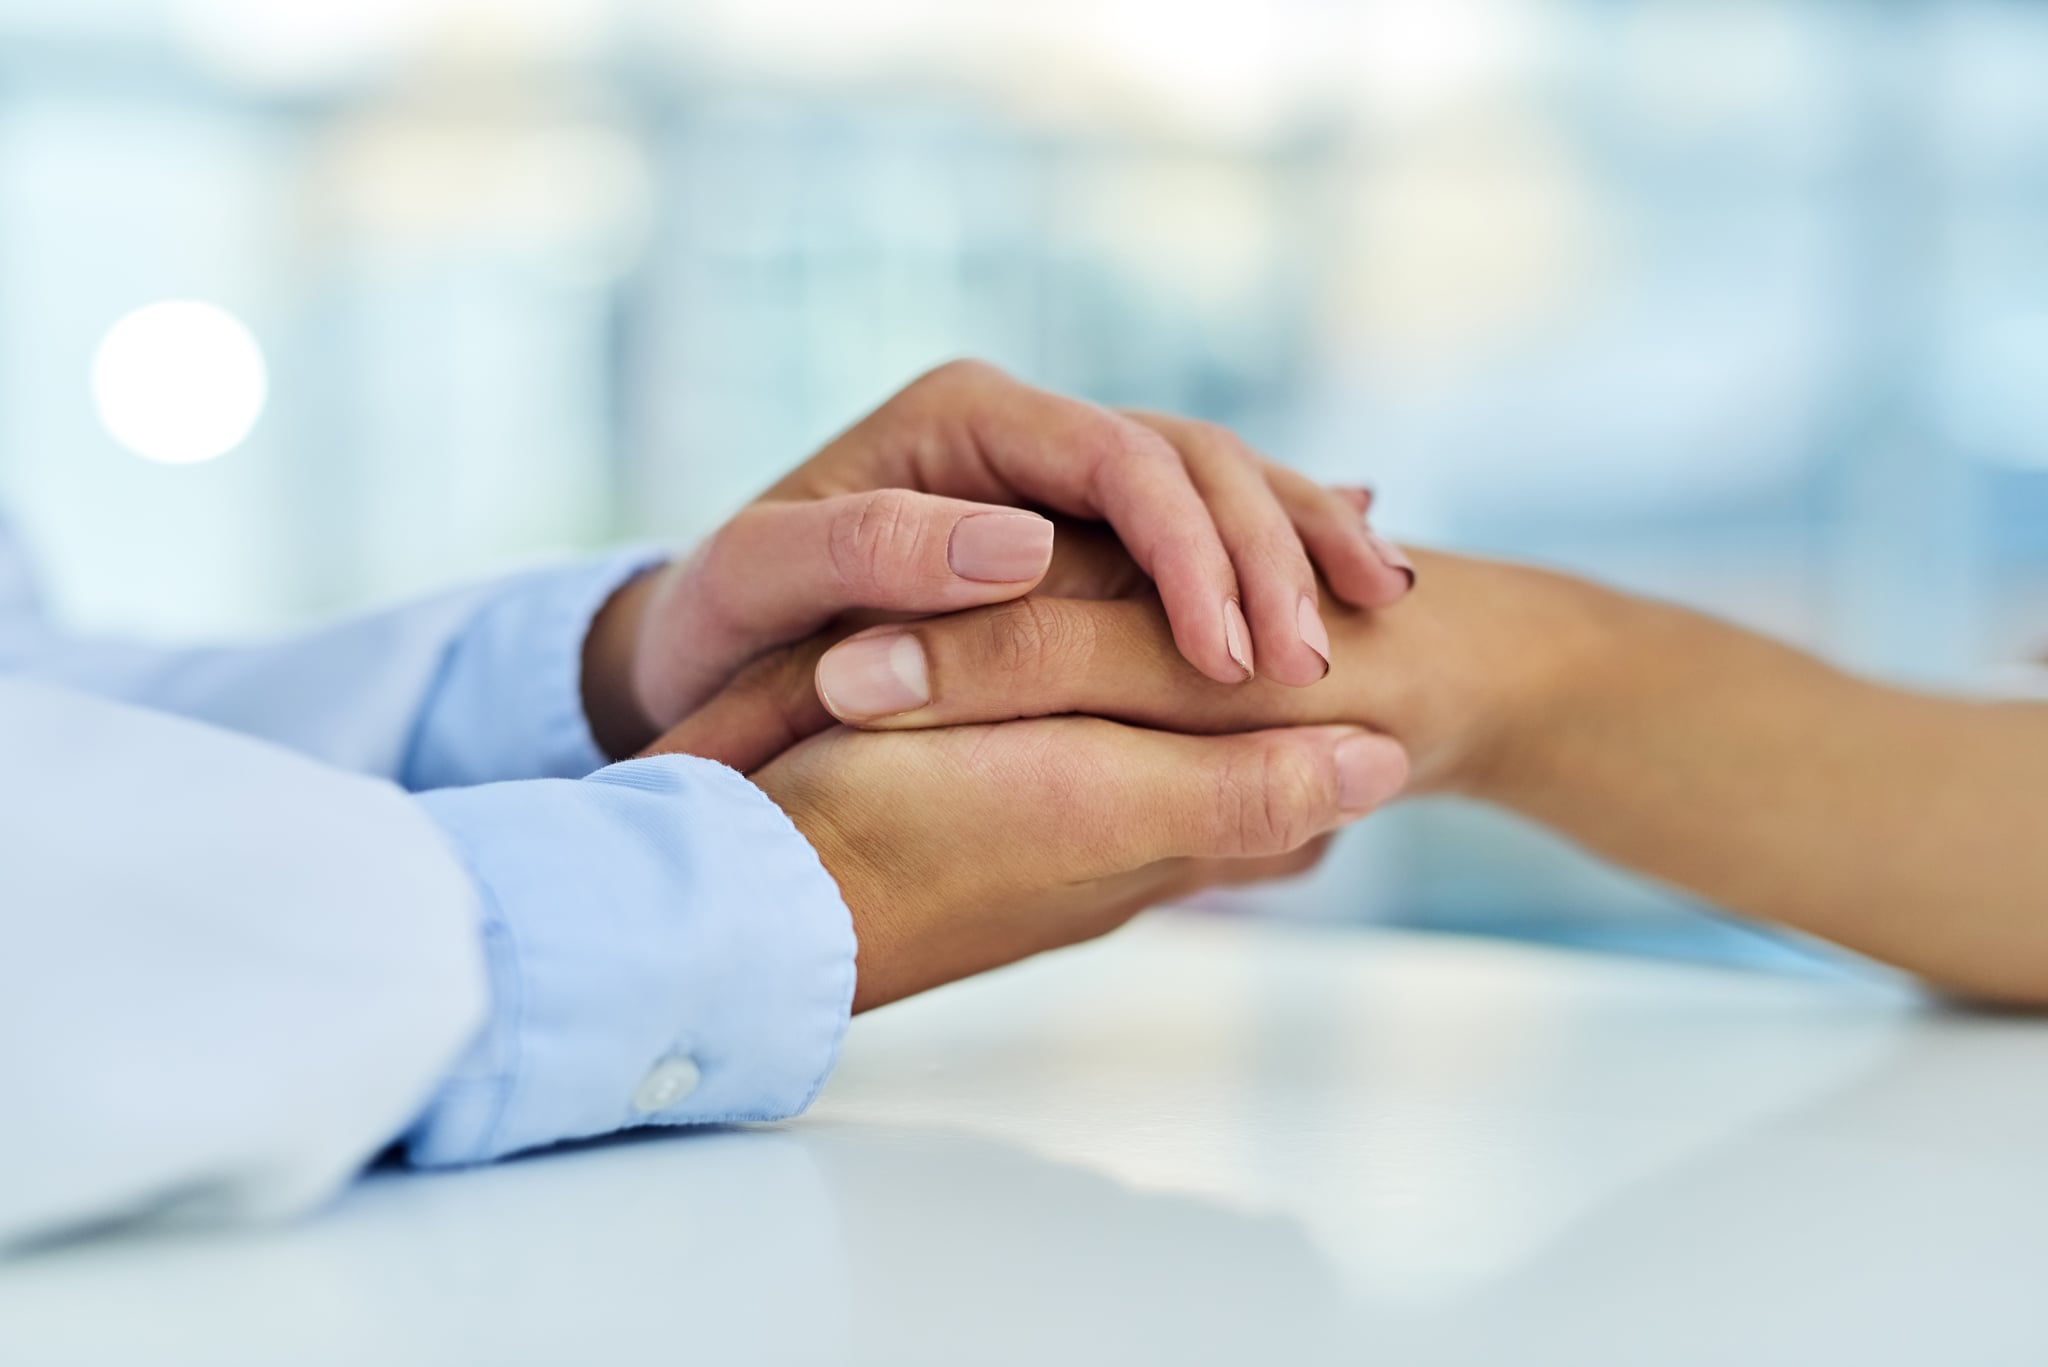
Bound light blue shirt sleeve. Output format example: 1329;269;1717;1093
0;679;856;1248
411;756;857;1164
400;549;668;789
0;521;859;1247
0;517;663;787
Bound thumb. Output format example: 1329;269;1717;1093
641;638;836;773
1133;725;1410;863
1046;721;1410;870
642;489;1054;728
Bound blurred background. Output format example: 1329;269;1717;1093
2;0;2044;967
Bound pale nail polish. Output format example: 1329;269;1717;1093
948;512;1054;583
1297;594;1331;675
1336;733;1407;813
1365;531;1417;587
817;633;930;720
1223;599;1254;678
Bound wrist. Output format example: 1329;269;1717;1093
1394;554;1625;803
1447;565;1634;808
581;568;663;760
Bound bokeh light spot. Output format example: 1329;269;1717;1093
92;301;269;466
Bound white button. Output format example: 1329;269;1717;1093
630;1056;702;1114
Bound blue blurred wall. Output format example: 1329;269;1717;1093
3;0;2044;959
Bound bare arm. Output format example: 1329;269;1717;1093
1473;567;2048;1003
749;546;2048;1004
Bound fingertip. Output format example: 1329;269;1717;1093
948;509;1055;585
1298;594;1332;660
1253;645;1328;689
1191;653;1253;687
1249;592;1332;688
815;630;932;723
1338;562;1416;611
1364;531;1417;595
819;489;1064;612
1222;598;1255;680
1315;537;1398;609
1335;731;1410;815
1159;583;1256;685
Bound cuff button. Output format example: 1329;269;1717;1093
630;1056;702;1114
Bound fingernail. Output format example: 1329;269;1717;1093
1336;733;1408;814
949;512;1054;583
1365;531;1417;587
817;632;930;720
1224;598;1254;679
1296;594;1331;676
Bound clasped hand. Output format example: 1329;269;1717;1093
588;362;1422;1012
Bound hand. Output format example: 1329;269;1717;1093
655;547;1607;794
583;361;1414;756
748;717;1410;1012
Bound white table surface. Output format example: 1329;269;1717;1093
5;912;2045;1366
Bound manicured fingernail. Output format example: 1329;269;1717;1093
948;512;1054;583
817;632;930;720
1337;485;1375;515
1223;598;1254;679
1336;733;1408;814
1297;595;1331;675
1365;531;1417;587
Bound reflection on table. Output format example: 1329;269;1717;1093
6;912;2044;1367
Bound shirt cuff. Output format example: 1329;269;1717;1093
406;755;857;1166
402;547;668;789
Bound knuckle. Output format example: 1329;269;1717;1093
1181;418;1252;462
1252;525;1316;582
1078;414;1179;488
829;489;932;597
1261;461;1351;532
915;356;1004;395
979;598;1093;687
1153;524;1232;582
1302;487;1364;540
1222;743;1331;856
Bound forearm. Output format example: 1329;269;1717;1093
0;678;855;1247
777;543;2048;1002
1477;575;2048;1002
0;553;657;786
